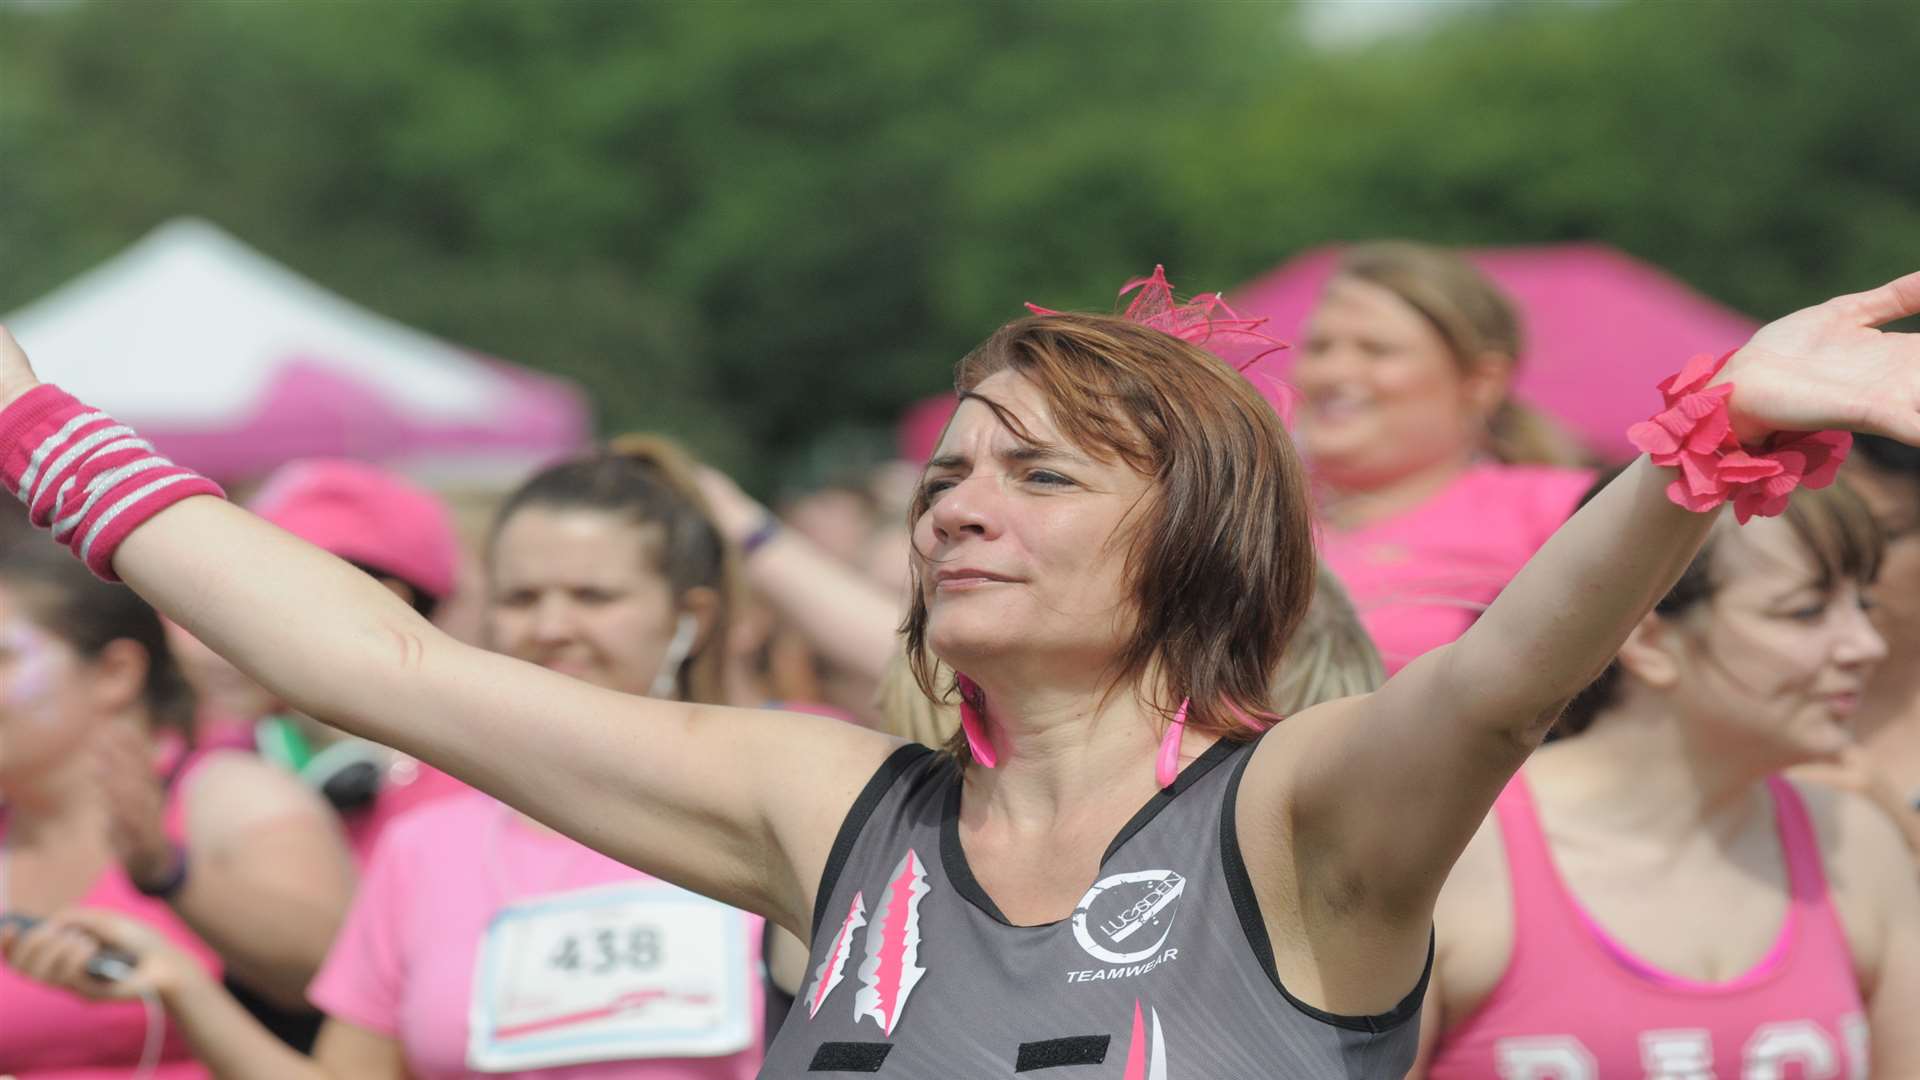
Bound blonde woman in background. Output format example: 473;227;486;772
1300;242;1596;672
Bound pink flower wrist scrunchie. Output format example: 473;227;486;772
1627;351;1851;524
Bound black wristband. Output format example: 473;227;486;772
131;842;189;899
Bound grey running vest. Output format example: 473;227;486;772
760;738;1427;1078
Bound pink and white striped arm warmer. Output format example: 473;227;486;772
0;385;224;580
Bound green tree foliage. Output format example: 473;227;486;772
1;0;1914;488
1189;1;1920;321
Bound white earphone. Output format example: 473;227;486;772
648;612;700;698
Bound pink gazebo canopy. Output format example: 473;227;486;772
4;219;591;486
1230;244;1760;462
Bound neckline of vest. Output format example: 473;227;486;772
938;736;1249;928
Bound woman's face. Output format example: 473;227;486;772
487;508;690;699
914;370;1152;683
1844;462;1920;717
0;586;95;786
1669;517;1886;765
1293;276;1495;490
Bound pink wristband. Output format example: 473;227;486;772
1627;351;1851;524
0;385;224;580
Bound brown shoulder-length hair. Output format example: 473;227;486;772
903;312;1317;762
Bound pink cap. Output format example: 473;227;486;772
249;459;460;601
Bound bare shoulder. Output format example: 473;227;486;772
1784;775;1914;983
180;749;341;850
1233;698;1366;888
738;707;915;929
1241;697;1367;807
1788;775;1909;887
737;706;909;813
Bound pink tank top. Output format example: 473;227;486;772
0;754;223;1079
1426;774;1868;1080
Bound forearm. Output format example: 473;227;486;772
108;500;601;860
1445;456;1716;731
160;966;332;1080
114;498;436;741
746;532;901;682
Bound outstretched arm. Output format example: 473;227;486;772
1278;455;1713;890
0;327;899;934
124;497;894;930
1241;271;1920;1009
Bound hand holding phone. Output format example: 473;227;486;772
0;912;140;982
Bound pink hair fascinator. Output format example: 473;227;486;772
1026;265;1296;424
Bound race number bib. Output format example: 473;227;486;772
467;882;753;1071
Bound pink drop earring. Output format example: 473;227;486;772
1155;698;1191;790
954;673;998;768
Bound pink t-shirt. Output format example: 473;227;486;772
309;793;764;1080
1317;462;1593;672
0;758;222;1079
1426;774;1867;1079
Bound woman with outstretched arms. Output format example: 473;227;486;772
5;268;1920;1076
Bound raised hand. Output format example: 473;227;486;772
0;908;193;1001
0;325;41;411
1721;270;1920;443
691;463;771;544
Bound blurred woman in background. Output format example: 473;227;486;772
163;459;471;872
124;459;468;1051
1298;241;1595;671
1829;435;1920;848
0;545;351;1078
1412;480;1920;1076
4;437;768;1080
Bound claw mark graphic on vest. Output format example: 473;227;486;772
1122;999;1171;1080
853;849;929;1035
807;891;867;1018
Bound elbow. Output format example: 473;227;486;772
371;613;434;677
1508;700;1567;752
249;973;320;1016
280;612;440;722
222;915;340;1012
217;948;324;1013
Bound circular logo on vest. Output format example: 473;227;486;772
1070;869;1186;965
